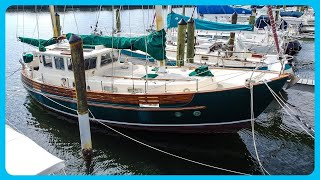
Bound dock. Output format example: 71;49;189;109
296;78;315;86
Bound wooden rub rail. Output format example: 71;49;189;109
21;72;195;105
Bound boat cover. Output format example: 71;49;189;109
189;66;214;77
5;125;65;175
280;11;304;18
167;12;253;31
65;29;166;61
197;5;252;15
18;37;56;52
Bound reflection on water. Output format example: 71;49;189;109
23;96;258;175
5;8;314;175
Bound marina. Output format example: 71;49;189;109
5;5;314;175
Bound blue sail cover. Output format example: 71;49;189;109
251;5;265;9
167;12;253;31
280;11;304;18
197;5;252;15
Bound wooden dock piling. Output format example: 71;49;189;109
186;18;195;63
176;19;187;67
228;12;237;57
69;34;93;163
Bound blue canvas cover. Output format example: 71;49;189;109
255;15;270;29
250;5;265;9
167;12;253;31
197;5;252;15
280;11;304;18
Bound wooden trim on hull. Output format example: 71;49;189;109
21;70;288;134
21;71;195;106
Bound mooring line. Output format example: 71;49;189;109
249;84;270;175
35;91;250;175
263;81;314;139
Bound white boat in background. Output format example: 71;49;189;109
5;125;65;175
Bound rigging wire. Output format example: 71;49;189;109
35;6;40;50
62;5;67;34
71;5;80;34
16;5;19;38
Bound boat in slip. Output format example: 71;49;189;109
18;5;291;134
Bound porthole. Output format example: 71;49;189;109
193;111;201;117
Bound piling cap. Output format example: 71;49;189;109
178;18;187;25
187;17;194;23
69;34;82;44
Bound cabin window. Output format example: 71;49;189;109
198;34;212;38
100;53;113;67
84;57;97;70
54;57;65;70
43;56;52;68
103;86;118;93
128;87;143;93
67;58;73;71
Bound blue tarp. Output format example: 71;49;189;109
167;12;253;31
251;5;265;9
197;5;252;15
255;15;270;29
255;15;288;30
280;11;304;18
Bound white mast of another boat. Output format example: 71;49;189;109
167;5;173;44
49;5;61;39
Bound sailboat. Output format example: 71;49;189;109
18;5;291;133
123;7;294;72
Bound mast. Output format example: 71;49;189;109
267;6;280;54
155;5;166;73
182;5;186;16
267;6;284;75
115;8;121;33
49;5;61;39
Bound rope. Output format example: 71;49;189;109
249;84;270;175
87;110;250;175
263;81;314;138
278;92;315;133
6;68;21;78
28;79;250;175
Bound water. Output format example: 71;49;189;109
5;7;314;175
